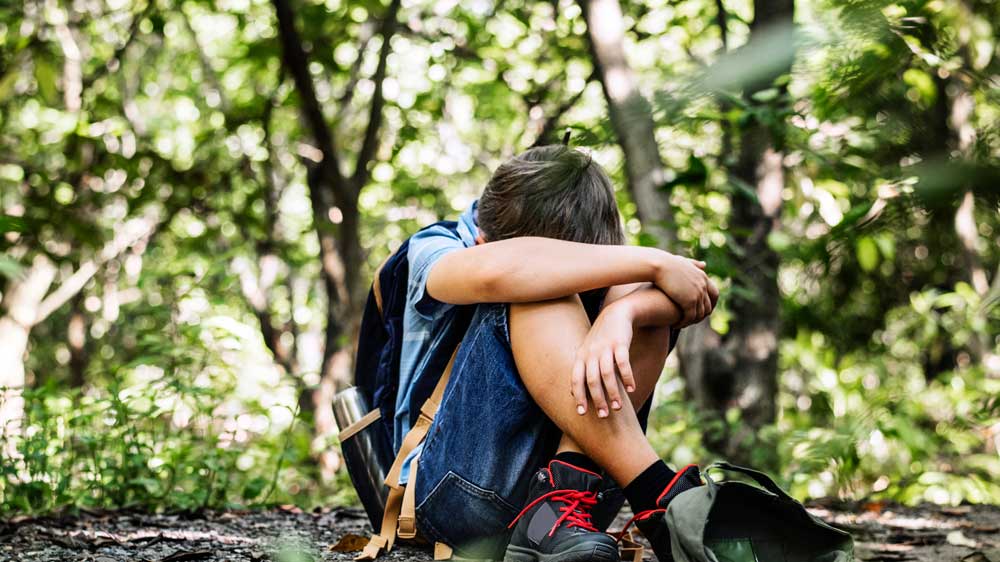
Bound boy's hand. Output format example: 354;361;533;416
572;300;636;418
654;254;718;328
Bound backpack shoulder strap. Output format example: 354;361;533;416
372;253;393;318
357;345;460;561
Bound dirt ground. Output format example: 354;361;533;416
1;502;997;561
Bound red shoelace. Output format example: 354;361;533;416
508;489;600;537
612;464;699;541
612;507;665;541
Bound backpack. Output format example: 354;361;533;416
340;220;472;561
665;463;854;562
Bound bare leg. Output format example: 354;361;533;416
553;323;671;460
510;296;670;487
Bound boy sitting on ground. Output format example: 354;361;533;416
399;145;718;562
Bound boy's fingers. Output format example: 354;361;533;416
677;307;688;328
682;302;698;328
599;351;621;411
708;279;720;307
615;345;635;393
586;357;608;418
571;359;587;414
694;260;707;270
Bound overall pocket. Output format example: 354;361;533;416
416;470;518;560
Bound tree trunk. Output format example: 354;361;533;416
944;72;991;367
583;0;792;463
682;0;792;463
947;86;989;296
0;257;56;456
272;0;399;478
581;0;677;250
68;294;89;387
1;209;160;456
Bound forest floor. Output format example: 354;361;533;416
1;502;998;562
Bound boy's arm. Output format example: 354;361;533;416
607;283;684;328
425;237;715;325
572;284;684;416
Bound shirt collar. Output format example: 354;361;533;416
457;200;479;247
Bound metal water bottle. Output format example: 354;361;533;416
333;387;395;528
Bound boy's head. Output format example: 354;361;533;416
477;145;625;246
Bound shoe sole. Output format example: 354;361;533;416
502;543;620;562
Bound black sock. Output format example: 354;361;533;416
553;451;601;475
624;460;676;513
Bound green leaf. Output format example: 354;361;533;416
663;155;708;190
130;477;161;495
0;255;22;279
34;57;59;106
242;476;268;500
902;68;936;105
0;215;27;233
767;230;793;252
751;88;780;102
726;177;759;203
856;237;879;272
0;69;18;104
637;232;661;248
839;202;873;227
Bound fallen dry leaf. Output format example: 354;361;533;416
941;506;973;516
863;501;887;514
330;533;370;552
947;531;979;548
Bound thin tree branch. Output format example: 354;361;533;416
581;0;677;249
1;257;56;329
715;0;729;51
35;206;163;324
398;24;479;61
271;0;347;198
336;27;374;108
352;0;402;190
531;70;597;147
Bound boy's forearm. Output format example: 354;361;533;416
607;284;683;329
426;237;666;305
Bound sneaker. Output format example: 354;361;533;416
503;460;620;562
620;465;703;562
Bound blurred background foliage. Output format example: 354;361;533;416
0;0;998;516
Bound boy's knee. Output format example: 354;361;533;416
510;294;584;314
509;295;590;353
510;295;587;331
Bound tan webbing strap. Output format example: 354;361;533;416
357;346;460;559
357;486;404;560
423;348;457;415
397;454;420;539
433;542;453;560
372;254;393;317
339;409;381;442
619;531;644;562
384;349;458;487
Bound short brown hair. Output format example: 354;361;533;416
478;146;625;245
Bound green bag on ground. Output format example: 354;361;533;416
664;462;854;562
